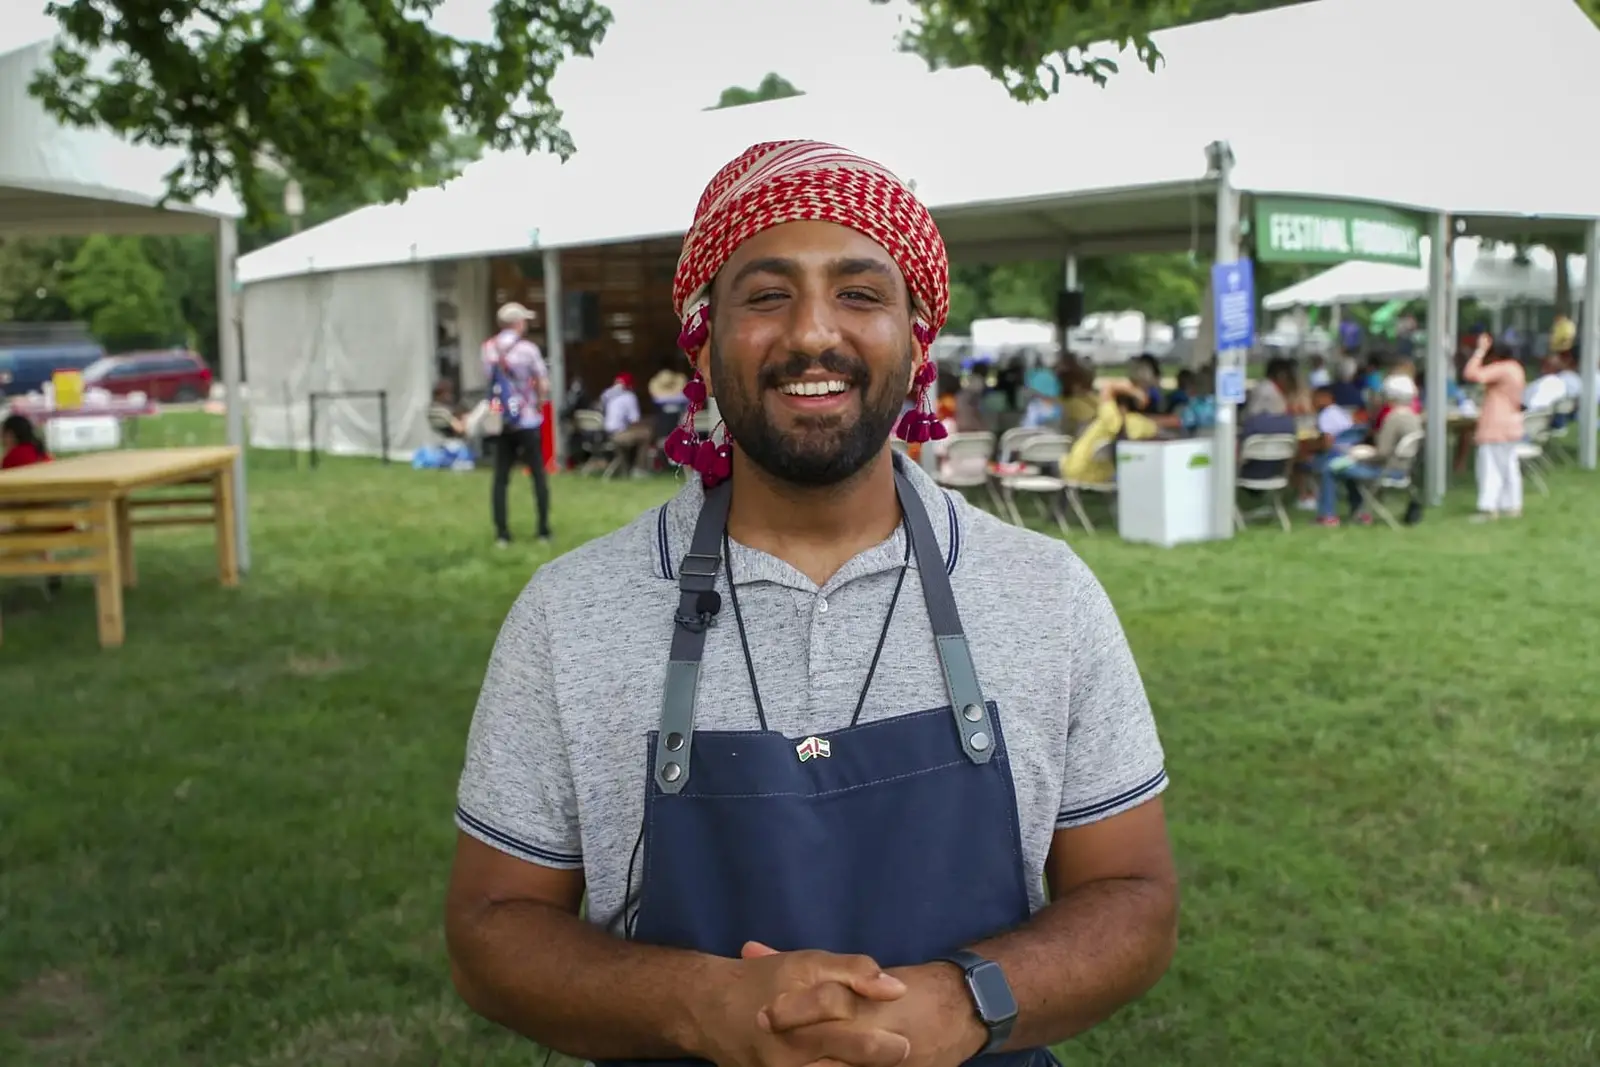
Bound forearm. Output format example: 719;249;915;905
448;899;731;1060
972;876;1178;1048
1462;354;1488;383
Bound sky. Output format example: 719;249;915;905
431;0;929;144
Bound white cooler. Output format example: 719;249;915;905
46;415;123;454
1115;438;1217;547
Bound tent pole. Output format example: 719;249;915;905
1424;213;1450;506
542;248;567;469
216;217;251;572
1209;144;1239;542
1580;219;1599;470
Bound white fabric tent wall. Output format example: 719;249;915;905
1265;239;1590;309
242;265;433;458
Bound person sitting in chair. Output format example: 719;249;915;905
1315;375;1420;527
1063;379;1159;485
600;373;654;477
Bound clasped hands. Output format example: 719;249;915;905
695;940;987;1067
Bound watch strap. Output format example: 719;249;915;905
937;951;1016;1056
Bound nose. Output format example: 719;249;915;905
784;286;844;359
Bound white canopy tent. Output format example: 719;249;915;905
237;0;1600;530
1264;239;1590;310
1;13;251;566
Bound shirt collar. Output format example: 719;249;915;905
652;455;962;592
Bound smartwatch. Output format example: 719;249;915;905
936;949;1018;1056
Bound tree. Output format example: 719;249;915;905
0;239;82;324
30;0;611;219
886;0;1305;97
710;72;804;110
62;236;187;352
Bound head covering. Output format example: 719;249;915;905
1025;367;1061;398
671;140;949;352
1551;315;1576;354
1382;374;1417;402
497;302;535;327
614;372;634;389
648;368;689;400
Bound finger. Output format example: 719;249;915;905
742;940;781;959
847;970;907;1001
793;1023;910;1067
795;953;906;1001
762;981;859;1032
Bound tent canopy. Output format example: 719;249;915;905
239;0;1600;287
1263;238;1590;310
0;23;241;235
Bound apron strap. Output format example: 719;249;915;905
653;477;732;794
892;456;996;765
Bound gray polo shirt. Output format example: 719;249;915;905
457;460;1167;925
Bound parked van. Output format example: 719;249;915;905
0;343;107;397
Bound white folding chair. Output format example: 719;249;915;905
1354;430;1424;529
1518;410;1553;496
934;432;1000;510
997;435;1073;535
997;426;1049;463
571;410;618;476
1546;399;1578;464
1234;433;1299;533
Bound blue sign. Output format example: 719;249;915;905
1212;259;1256;352
1216;365;1247;406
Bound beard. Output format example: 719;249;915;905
710;337;915;488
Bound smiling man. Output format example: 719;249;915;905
446;141;1177;1067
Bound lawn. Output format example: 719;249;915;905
2;413;1596;1067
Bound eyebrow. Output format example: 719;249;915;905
728;255;897;289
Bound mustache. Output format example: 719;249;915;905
758;351;870;389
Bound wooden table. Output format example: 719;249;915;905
0;447;240;648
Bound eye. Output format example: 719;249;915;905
840;289;881;304
748;290;788;305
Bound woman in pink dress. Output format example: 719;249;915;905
1461;332;1526;520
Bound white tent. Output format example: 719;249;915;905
0;16;241;235
1264;239;1590;310
241;0;1600;289
2;12;251;566
235;0;1600;482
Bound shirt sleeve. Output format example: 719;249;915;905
455;580;583;869
1055;557;1168;829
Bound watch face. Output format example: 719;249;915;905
969;962;1018;1023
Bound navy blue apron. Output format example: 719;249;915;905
606;457;1052;1067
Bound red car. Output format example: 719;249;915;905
83;351;213;403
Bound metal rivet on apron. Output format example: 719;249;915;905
666;732;685;751
962;702;983;722
662;762;682;782
969;731;990;752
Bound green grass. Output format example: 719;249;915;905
2;414;1597;1067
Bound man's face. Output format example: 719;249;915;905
702;220;917;488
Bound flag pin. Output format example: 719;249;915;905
795;736;831;762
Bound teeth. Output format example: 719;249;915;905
778;380;849;396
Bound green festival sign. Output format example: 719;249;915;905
1253;197;1424;268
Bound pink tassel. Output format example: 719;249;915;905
683;376;707;407
927;419;948;441
663;426;697;465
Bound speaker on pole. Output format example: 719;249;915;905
1057;289;1085;330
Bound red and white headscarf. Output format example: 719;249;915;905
672;140;949;354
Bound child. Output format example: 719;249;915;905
1;415;50;469
0;415;61;594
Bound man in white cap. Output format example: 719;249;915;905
1314;374;1420;526
483;302;553;545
